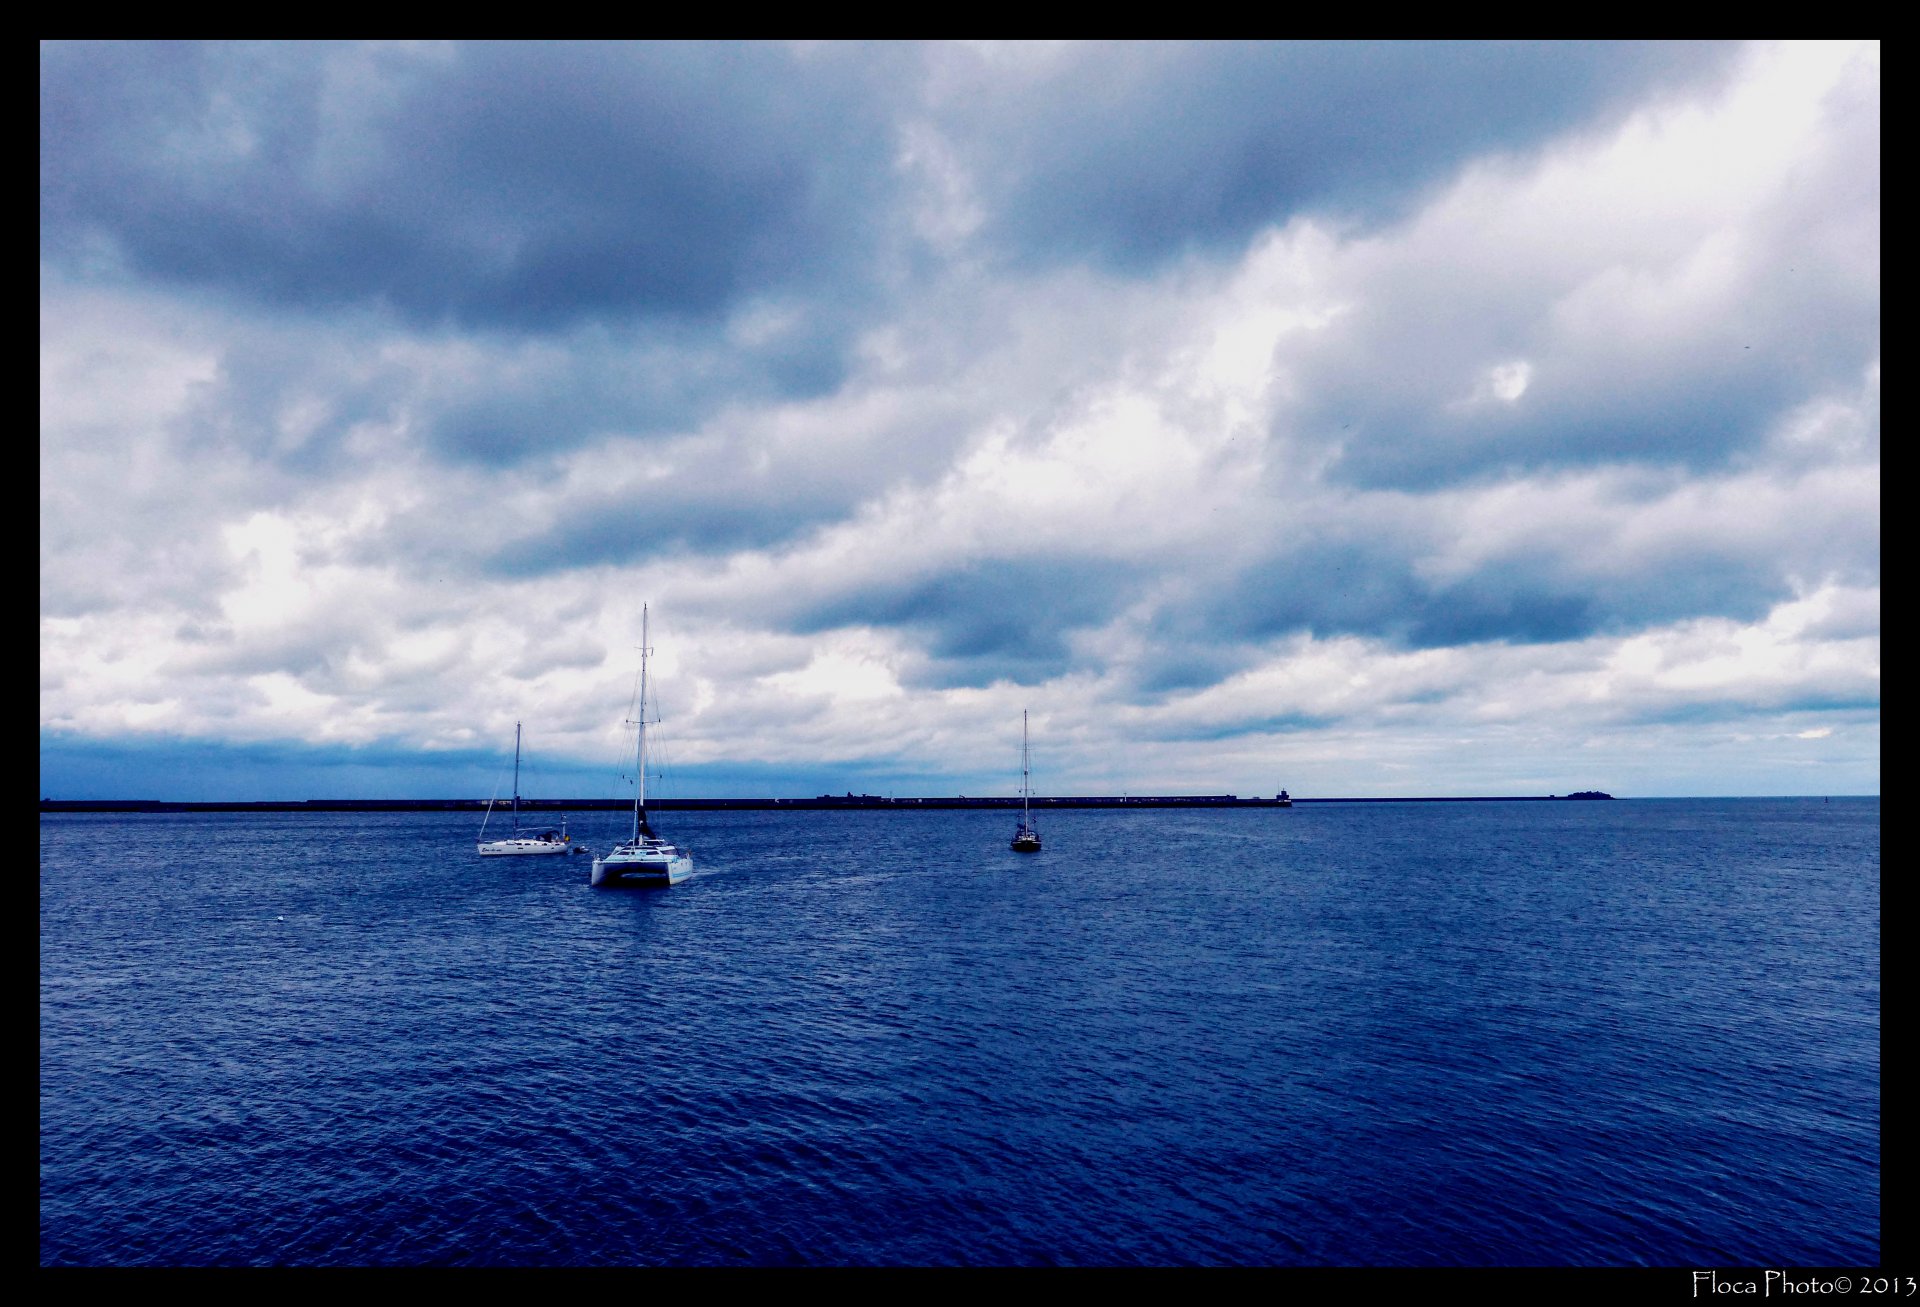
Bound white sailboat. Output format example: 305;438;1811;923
477;721;577;856
591;606;693;887
1011;710;1042;852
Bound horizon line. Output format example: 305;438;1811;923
51;791;1821;813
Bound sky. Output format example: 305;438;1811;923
40;40;1879;801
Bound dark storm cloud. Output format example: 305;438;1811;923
42;42;1745;336
344;429;877;583
41;41;902;333
1131;645;1268;697
791;558;1141;688
1135;710;1334;744
147;306;857;475
459;386;996;576
41;39;1766;483
407;328;784;465
485;494;814;575
940;41;1744;269
1179;526;1799;652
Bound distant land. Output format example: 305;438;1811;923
40;792;1614;813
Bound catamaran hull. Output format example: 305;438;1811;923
591;855;693;887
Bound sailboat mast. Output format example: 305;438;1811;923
512;721;522;829
634;605;650;841
1022;709;1031;821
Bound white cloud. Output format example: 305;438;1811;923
39;41;1879;798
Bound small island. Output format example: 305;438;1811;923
1563;791;1615;800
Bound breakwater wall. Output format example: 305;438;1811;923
40;792;1610;813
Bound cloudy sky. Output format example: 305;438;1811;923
40;40;1879;801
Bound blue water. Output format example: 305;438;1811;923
40;799;1879;1266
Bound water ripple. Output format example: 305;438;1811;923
42;800;1879;1265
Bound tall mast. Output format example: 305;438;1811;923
1022;710;1031;821
512;721;522;830
633;605;650;841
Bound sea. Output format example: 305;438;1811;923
40;799;1880;1268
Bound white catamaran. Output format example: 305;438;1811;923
591;606;693;887
477;721;577;856
1011;709;1042;852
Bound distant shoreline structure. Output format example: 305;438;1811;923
40;792;1614;813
